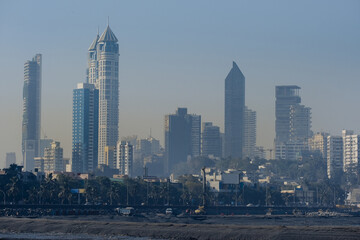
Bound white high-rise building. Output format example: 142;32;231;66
43;141;64;173
342;130;360;174
243;106;256;159
116;141;133;177
87;25;119;166
327;136;343;179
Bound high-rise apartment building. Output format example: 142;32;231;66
309;132;329;159
224;61;245;159
116;141;133;177
289;104;312;143
87;25;119;167
274;86;312;160
43;141;64;173
164;108;201;175
72;83;99;173
327;135;343;179
190;114;201;157
22;54;42;171
275;86;301;144
243;107;256;159
201;122;221;158
342;130;360;175
5;153;16;168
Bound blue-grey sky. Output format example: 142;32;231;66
0;0;359;167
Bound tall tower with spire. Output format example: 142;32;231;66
87;24;119;167
87;32;99;86
224;61;245;159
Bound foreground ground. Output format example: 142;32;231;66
1;215;360;240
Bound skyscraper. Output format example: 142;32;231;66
71;83;99;173
243;106;256;159
224;61;245;159
164;108;201;175
274;86;312;160
22;54;42;171
189;114;201;157
275;86;301;144
87;25;119;166
201;122;221;158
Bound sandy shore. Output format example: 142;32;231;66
1;216;360;240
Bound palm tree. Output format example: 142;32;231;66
6;176;21;204
57;174;73;204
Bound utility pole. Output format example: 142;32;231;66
167;178;170;206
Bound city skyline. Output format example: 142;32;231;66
1;0;359;167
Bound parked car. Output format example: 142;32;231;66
115;207;135;216
165;208;173;215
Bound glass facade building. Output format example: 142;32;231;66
72;83;99;173
224;61;245;159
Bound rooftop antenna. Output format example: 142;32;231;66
107;16;110;26
149;128;152;138
97;26;99;35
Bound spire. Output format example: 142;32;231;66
98;25;118;42
88;33;99;51
230;61;245;79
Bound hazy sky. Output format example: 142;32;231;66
0;0;359;167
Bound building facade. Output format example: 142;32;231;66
274;86;312;160
116;141;133;177
164;108;201;175
87;25;119;167
39;139;53;158
43;141;64;173
201;122;221;158
275;86;301;144
190;114;201;157
309;132;329;159
342;130;360;175
224;61;245;159
72;83;99;173
289;104;312;143
22;54;42;171
327;135;343;179
243;106;256;159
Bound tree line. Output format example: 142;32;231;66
0;163;344;206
